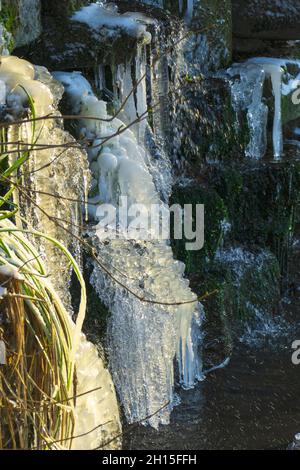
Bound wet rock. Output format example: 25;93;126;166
176;161;293;362
213;246;281;321
172;76;247;168
41;0;90;19
171;183;227;275
233;0;300;41
287;433;300;450
1;0;41;49
131;0;232;72
170;181;281;357
187;0;232;72
207;161;300;274
14;13;140;70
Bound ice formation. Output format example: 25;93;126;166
227;57;300;159
0;55;121;450
55;70;204;428
0;55;52;115
0;56;88;306
73;335;121;450
72;2;153;44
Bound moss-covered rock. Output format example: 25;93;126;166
41;0;90;20
171;183;228;275
0;2;17;52
189;0;232;72
173;76;248;168
1;0;41;49
213;247;281;320
208;162;300;271
132;0;232;72
194;247;280;357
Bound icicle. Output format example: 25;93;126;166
227;57;300;159
83;172;90;223
55;71;204;428
247;58;284;159
185;0;194;22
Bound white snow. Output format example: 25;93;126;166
0;264;24;280
0;55;54;116
0;286;7;297
72;3;153;43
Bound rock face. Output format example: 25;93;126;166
233;0;300;40
1;0;41;48
171;168;283;321
131;0;232;72
171;76;247;167
15;2;148;70
41;0;90;19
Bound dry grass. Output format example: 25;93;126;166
0;218;87;449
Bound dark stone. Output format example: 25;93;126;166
172;76;248;168
14;14;140;71
14;1;172;71
130;0;232;71
41;0;90;20
233;0;300;41
171;183;227;275
207;161;300;274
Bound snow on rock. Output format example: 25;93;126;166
72;2;153;43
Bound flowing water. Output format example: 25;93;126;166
124;240;300;449
54;70;204;428
125;339;300;450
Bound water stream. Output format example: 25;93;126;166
54;70;204;428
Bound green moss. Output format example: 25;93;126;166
193;0;232;69
194;247;280;328
171;184;228;274
177;78;249;168
0;2;18;51
208;162;300;272
198;264;235;356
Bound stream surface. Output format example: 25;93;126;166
125;243;300;450
125;339;300;450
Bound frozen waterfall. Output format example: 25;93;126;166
55;70;204;428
